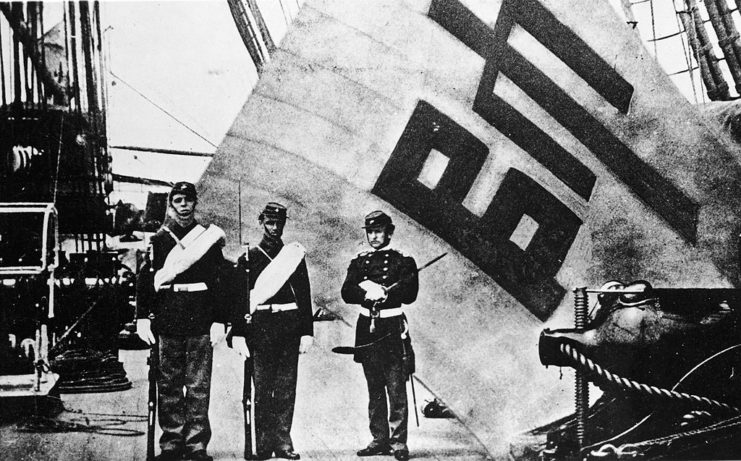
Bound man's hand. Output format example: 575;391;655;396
136;318;156;345
359;280;387;302
210;322;226;346
299;335;313;354
232;336;251;357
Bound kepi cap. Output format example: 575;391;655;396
363;210;392;229
169;181;197;203
260;202;288;220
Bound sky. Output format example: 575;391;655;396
85;0;301;206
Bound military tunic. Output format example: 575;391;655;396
136;220;229;456
231;236;313;456
341;247;418;451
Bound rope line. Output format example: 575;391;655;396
589;414;741;458
108;70;218;148
16;395;145;437
559;343;740;414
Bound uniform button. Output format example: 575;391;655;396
384;260;388;263
363;276;367;279
365;260;370;264
383;275;388;279
383;267;388;271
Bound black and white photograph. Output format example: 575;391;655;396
2;0;741;460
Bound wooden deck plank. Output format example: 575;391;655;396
1;319;492;460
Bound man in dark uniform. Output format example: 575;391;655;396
231;202;314;460
136;182;229;461
341;211;418;461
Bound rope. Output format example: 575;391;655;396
559;343;740;414
108;70;218;148
589;414;741;458
673;1;700;103
16;395;145;437
650;0;658;57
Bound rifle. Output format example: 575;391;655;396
369;252;447;333
144;244;158;461
243;352;254;459
147;334;158;461
238;182;255;459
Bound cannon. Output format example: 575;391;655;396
519;280;741;460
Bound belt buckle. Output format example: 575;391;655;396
269;304;276;313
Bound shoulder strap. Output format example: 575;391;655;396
257;244;272;261
256;243;299;303
163;224;207;249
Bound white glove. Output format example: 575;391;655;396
210;323;226;346
299;335;313;354
136;318;156;345
359;280;387;302
232;336;251;357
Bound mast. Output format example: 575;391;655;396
681;0;731;100
703;0;741;94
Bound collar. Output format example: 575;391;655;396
259;235;284;253
168;219;199;239
369;244;395;252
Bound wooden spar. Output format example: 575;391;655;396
245;0;276;53
703;0;741;93
715;0;741;92
11;3;21;104
684;0;730;100
227;0;269;72
0;3;67;104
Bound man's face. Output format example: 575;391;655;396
366;226;391;249
262;217;285;240
171;194;196;218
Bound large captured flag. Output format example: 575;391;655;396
198;0;741;455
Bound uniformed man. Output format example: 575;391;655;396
136;182;230;461
341;211;418;461
231;202;314;460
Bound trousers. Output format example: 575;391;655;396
252;311;301;453
362;349;408;450
158;334;213;454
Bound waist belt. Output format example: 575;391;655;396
255;302;298;313
160;282;208;292
359;307;403;318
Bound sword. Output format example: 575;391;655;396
400;318;419;427
386;251;447;293
369;252;447;333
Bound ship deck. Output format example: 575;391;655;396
1;319;492;461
